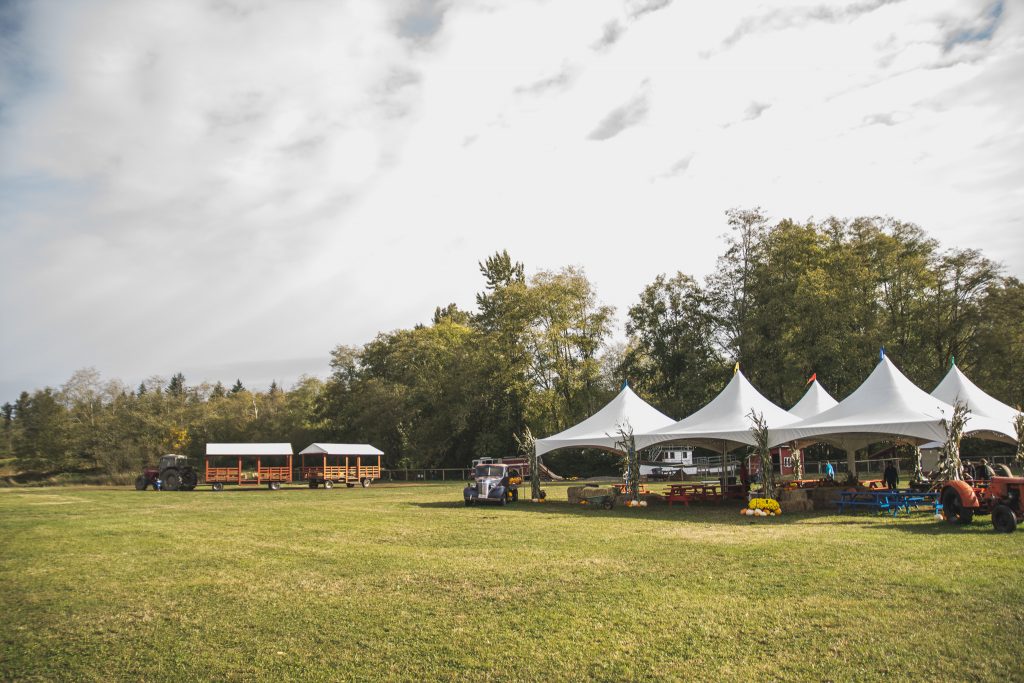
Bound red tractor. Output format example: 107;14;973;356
135;454;199;491
941;476;1024;533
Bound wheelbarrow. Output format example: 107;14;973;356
581;492;615;510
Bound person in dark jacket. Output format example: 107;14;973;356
883;461;899;490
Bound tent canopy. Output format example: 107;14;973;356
636;370;799;452
535;384;675;456
206;443;293;456
931;364;1018;442
768;357;1010;450
789;380;838;420
299;443;383;457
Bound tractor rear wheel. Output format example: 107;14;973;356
324;480;334;490
995;464;1013;478
992;505;1018;533
134;475;148;491
942;488;974;525
180;468;198;490
163;470;182;491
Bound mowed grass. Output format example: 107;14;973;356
1;484;1022;682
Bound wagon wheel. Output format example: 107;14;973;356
992;505;1018;533
602;499;614;510
134;475;148;491
323;480;334;490
212;482;224;492
361;478;371;488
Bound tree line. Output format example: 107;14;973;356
3;209;1022;477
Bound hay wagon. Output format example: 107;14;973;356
298;443;383;489
204;443;294;491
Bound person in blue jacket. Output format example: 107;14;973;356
824;461;835;481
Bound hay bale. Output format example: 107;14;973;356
783;498;814;513
567;486;615;504
808;487;843;509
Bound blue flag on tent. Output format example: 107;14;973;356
879;346;885;361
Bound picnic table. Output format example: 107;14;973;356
664;482;746;505
837;489;941;516
613;483;650;496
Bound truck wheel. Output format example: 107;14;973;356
212;482;224;492
942;488;974;525
992;505;1018;533
498;495;507;506
163;470;182;491
134;475;148;491
268;481;281;491
361;478;371;488
324;480;334;490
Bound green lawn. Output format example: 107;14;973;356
1;483;1021;682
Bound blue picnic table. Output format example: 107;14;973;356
837;489;942;516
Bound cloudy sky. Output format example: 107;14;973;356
1;0;1021;402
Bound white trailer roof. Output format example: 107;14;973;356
298;443;384;456
206;443;294;456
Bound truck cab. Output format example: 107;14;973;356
463;463;521;506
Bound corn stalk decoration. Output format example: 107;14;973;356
1014;409;1024;473
936;401;970;482
790;445;803;480
613;421;640;501
911;445;927;483
513;427;542;500
749;410;776;499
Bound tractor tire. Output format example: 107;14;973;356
995;464;1013;478
163;470;182;491
180;468;198;490
212;482;224;492
361;478;371;488
942;488;974;525
992;505;1018;533
324;480;334;490
134;475;148;491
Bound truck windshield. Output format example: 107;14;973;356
475;465;504;478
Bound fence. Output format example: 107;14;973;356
382;468;474;482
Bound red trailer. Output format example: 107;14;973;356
205;443;294;491
298;443;383;488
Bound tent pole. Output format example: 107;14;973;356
721;442;728;502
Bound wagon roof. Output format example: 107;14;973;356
298;443;384;456
205;443;294;456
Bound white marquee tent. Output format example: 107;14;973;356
768;357;1011;473
788;379;839;420
534;384;675;457
931;364;1018;442
635;370;799;452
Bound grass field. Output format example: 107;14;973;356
1;483;1022;682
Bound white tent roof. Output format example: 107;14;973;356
931;364;1018;440
535;385;676;456
206;443;293;456
635;371;799;451
788;380;839;419
768;357;1010;449
299;443;384;456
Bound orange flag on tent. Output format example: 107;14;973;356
805;372;817;386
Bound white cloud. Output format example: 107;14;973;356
1;0;1022;400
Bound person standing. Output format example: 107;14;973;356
824;461;835;481
883;461;899;490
